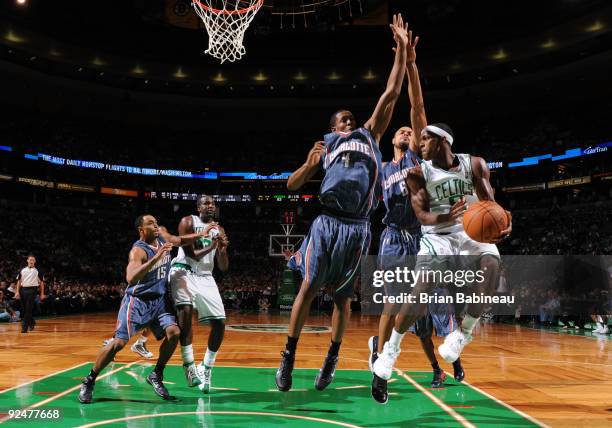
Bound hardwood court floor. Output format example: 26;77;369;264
0;312;610;427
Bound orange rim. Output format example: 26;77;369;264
193;0;263;15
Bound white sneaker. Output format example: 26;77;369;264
438;330;472;363
372;342;400;381
593;325;603;334
131;342;154;359
198;363;212;394
183;362;203;387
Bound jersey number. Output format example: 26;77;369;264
157;266;167;280
399;181;409;197
341;153;351;167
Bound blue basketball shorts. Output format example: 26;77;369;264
115;293;177;341
288;214;371;298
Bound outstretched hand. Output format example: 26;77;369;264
406;27;420;64
389;13;409;48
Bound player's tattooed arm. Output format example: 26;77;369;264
406;166;466;225
158;224;215;247
215;226;229;272
472;156;512;239
405;30;426;154
287;141;325;191
364;13;408;143
126;244;172;285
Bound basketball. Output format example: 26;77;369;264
463;201;509;243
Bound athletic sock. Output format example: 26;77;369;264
181;345;194;366
328;340;341;357
431;362;441;371
154;364;165;375
389;329;405;350
285;336;299;355
461;314;479;336
452;358;462;368
204;348;217;368
137;335;148;345
88;370;98;381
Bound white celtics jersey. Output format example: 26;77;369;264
172;216;217;275
421;153;478;234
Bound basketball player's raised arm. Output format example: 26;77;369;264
287;141;325;191
472;156;512;238
126;244;172;286
364;13;408;143
406;167;466;225
158;225;214;247
406;32;426;154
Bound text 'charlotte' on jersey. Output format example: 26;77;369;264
127;237;172;299
320;127;383;219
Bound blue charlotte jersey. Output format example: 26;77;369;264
320;127;383;219
382;149;421;230
126;237;171;299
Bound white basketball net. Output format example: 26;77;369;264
192;0;263;63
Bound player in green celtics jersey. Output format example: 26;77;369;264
373;123;512;386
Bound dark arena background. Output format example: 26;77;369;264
0;0;611;427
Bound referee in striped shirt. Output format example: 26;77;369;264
15;255;45;333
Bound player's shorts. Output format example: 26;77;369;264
419;230;499;259
115;294;176;341
377;226;421;270
410;287;457;338
288;214;371;298
169;264;226;324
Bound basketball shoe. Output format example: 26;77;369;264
431;368;446;388
453;358;465;381
131;341;154;359
275;350;295;392
183;362;203;387
197;363;212;394
373;341;401;381
438;329;472;363
314;354;338;391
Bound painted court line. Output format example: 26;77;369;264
335;385;368;390
0;361;90;395
76;411;363;428
449;372;550;428
395;368;477;428
0;360;140;424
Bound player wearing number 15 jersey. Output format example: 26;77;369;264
78;214;207;404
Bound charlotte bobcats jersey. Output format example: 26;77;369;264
382;149;421;230
421;153;478;234
319;127;383;219
172;216;217;275
126;237;171;299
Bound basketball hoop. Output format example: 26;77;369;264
192;0;263;63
